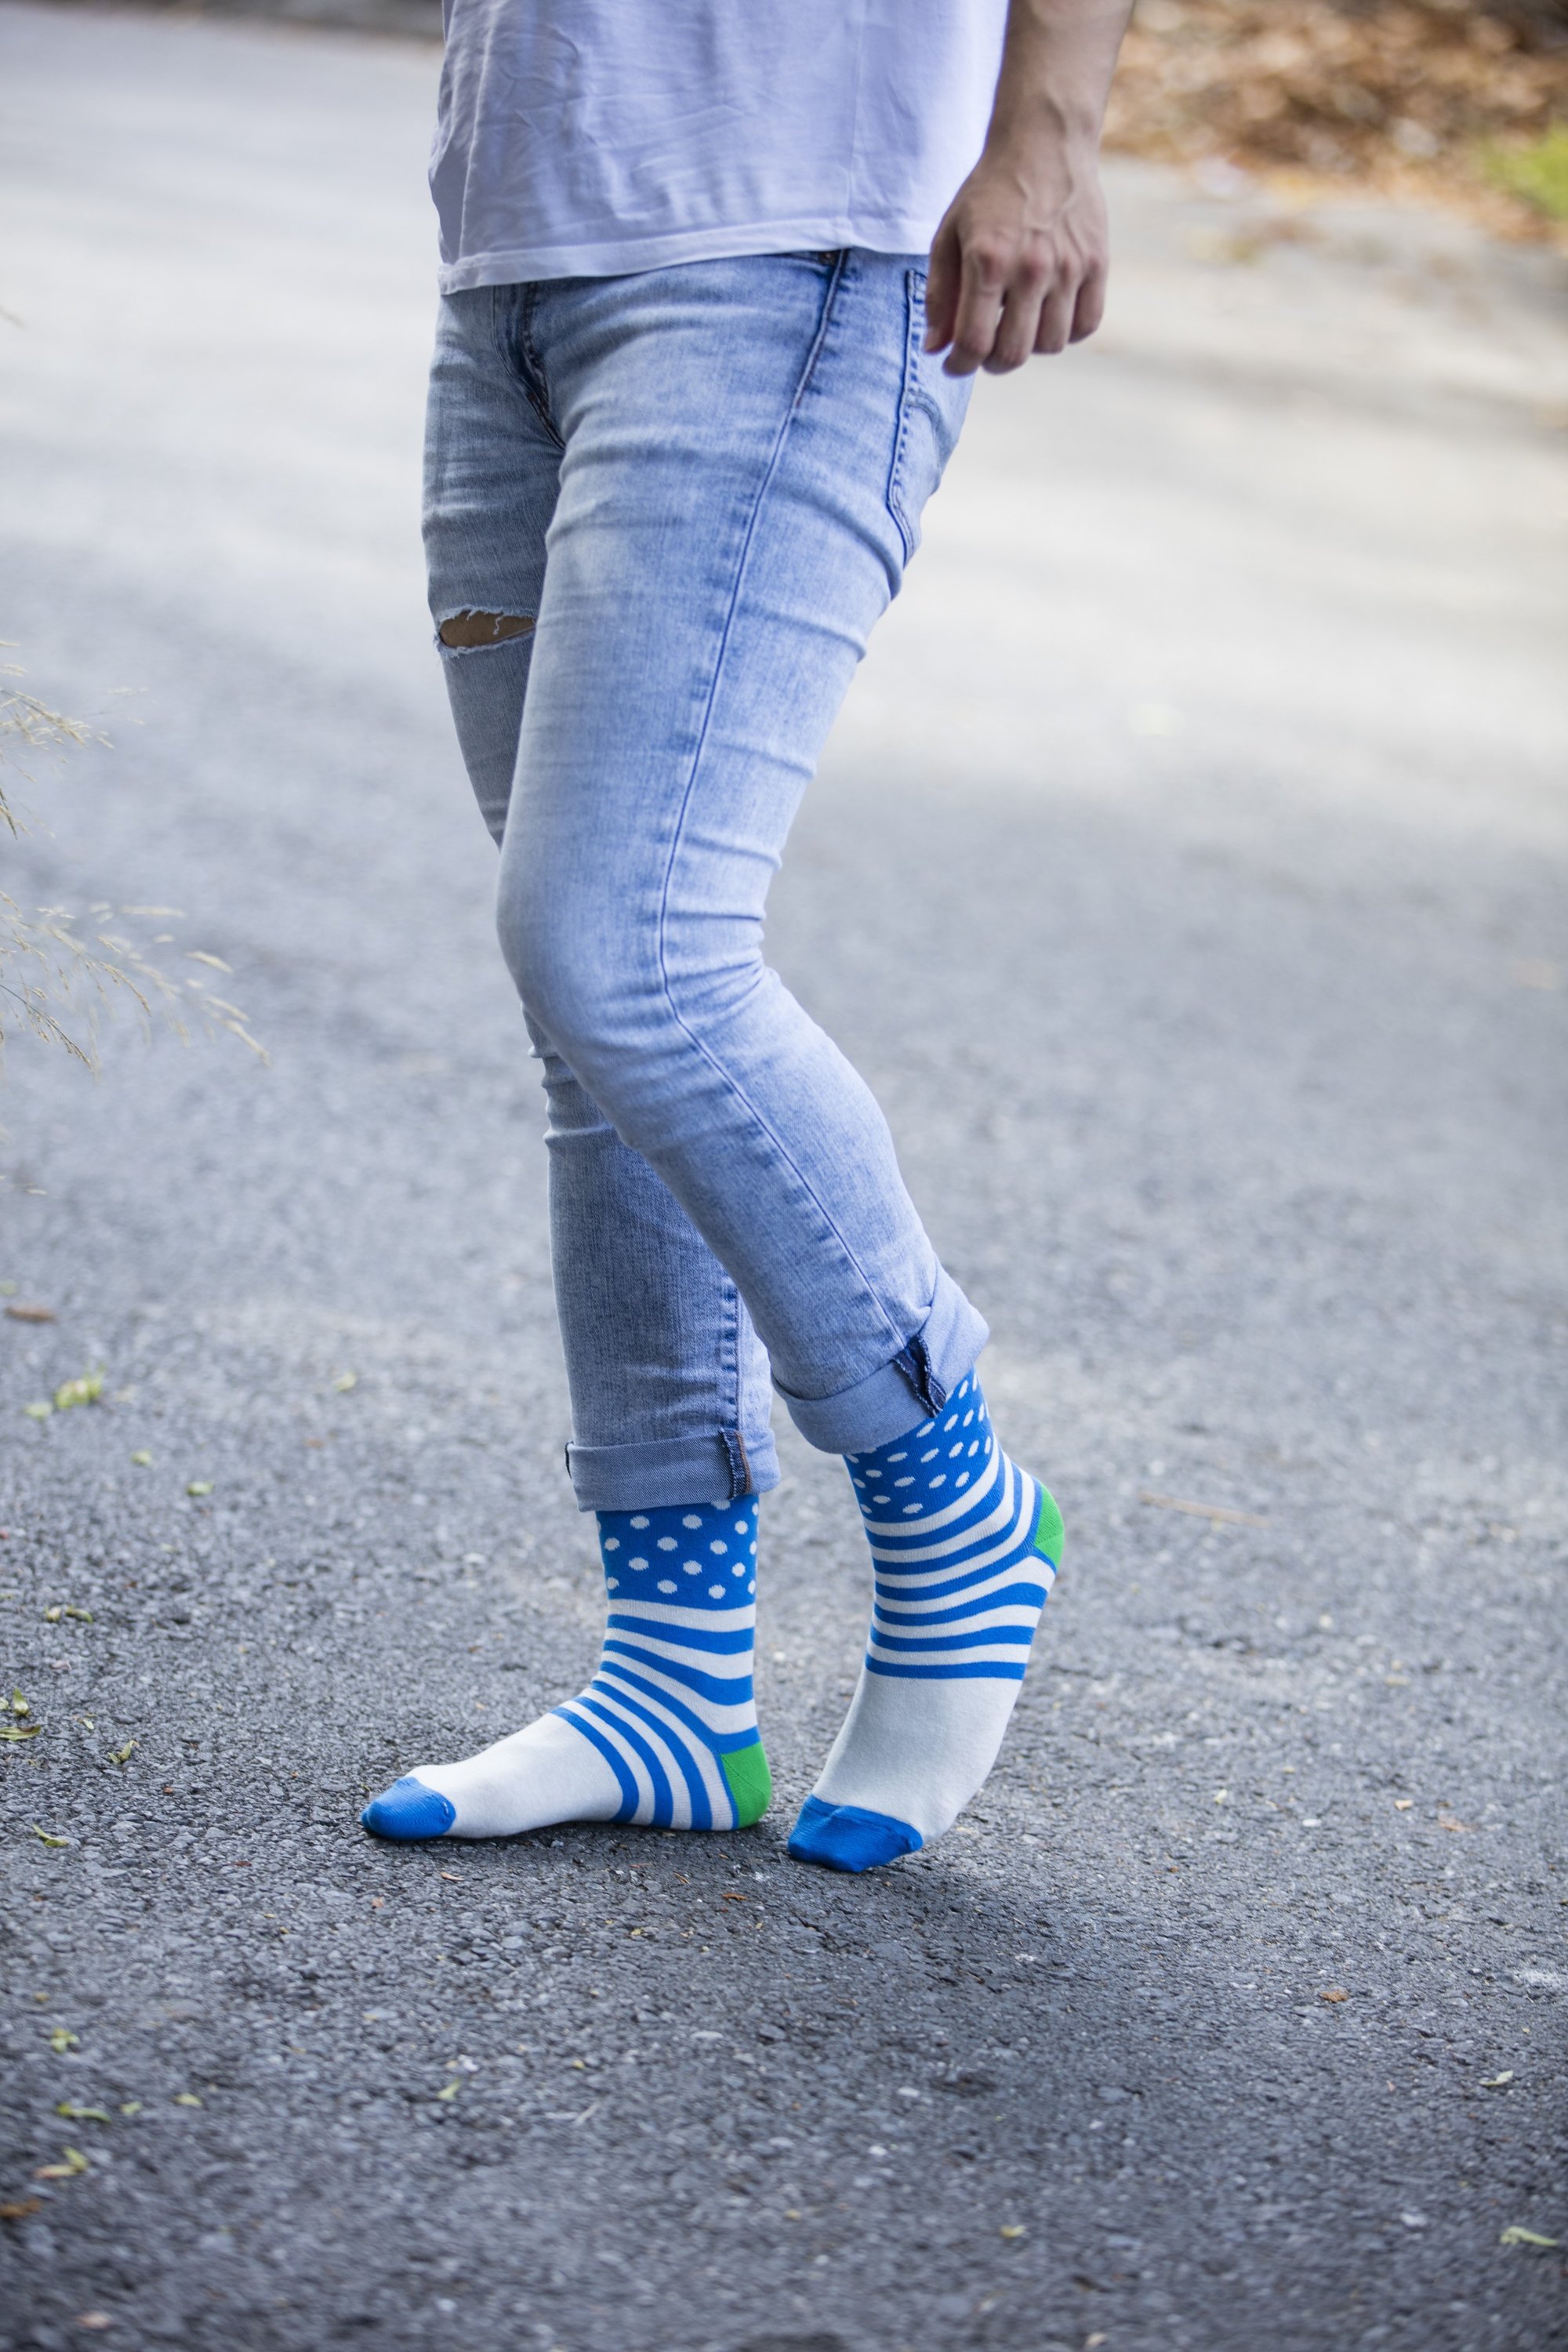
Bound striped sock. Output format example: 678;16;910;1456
361;1496;771;1841
787;1371;1061;1873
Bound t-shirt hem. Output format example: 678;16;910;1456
437;215;936;292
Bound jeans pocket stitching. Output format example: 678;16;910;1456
887;267;940;565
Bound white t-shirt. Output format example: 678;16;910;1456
431;0;1008;291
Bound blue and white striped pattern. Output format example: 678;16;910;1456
848;1375;1058;1682
555;1494;771;1831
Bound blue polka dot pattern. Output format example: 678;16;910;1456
555;1494;768;1828
846;1374;1058;1681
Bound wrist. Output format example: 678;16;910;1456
987;83;1102;154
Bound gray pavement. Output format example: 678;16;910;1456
2;9;1566;2350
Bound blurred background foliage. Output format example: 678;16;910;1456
1107;0;1568;230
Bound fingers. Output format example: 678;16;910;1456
1069;260;1108;344
989;267;1051;373
1031;278;1076;359
935;241;1103;375
942;243;1009;377
923;216;963;356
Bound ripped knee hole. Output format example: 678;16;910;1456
437;610;535;649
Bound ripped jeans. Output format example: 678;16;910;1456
423;252;987;1512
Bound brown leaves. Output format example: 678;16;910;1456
1104;0;1568;225
5;1301;55;1323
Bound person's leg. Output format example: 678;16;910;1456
478;253;1056;1863
493;252;990;1446
419;285;781;1512
365;288;775;1841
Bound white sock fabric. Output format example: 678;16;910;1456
788;1373;1062;1871
362;1497;770;1842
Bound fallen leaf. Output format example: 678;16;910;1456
34;2147;89;2180
1500;2225;1559;2248
999;2222;1026;2238
185;1481;213;1497
332;1370;358;1393
49;2028;79;2053
1438;1812;1475;1832
53;1372;104;1412
1086;2337;1109;2350
23;1402;53;1421
6;1302;56;1323
56;2103;111;2124
9;1689;30;1715
439;1870;460;1882
1319;1987;1350;2004
172;2092;202;2108
118;2103;141;2117
1394;1798;1414;1810
129;1451;153;1468
0;2198;42;2221
0;1723;41;1742
44;1606;62;1621
34;1828;70;1849
74;2316;114;2332
108;1742;136;1766
434;2080;461;2102
1480;2071;1515;2089
64;1606;93;1622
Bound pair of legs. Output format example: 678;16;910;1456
363;252;1061;1869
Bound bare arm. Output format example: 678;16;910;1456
925;0;1133;375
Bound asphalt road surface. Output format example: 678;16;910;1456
2;10;1566;2350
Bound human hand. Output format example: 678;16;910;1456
923;132;1109;376
924;0;1130;376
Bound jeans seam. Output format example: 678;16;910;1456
649;256;909;1374
717;1272;742;1481
887;267;937;564
493;284;564;450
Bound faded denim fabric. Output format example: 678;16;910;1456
423;250;988;1512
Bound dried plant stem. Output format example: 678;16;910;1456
0;659;267;1070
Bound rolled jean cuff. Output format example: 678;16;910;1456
564;1426;781;1514
778;1269;990;1457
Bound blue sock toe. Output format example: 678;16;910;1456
787;1794;923;1873
361;1776;456;1842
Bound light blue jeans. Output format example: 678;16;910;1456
423;251;989;1512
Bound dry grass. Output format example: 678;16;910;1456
1106;0;1568;238
0;658;266;1072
